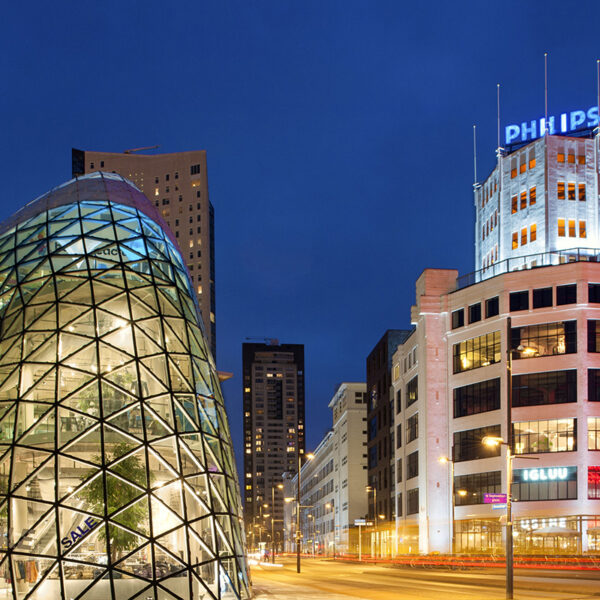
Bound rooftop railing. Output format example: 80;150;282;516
457;247;600;290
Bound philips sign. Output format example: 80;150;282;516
505;106;599;145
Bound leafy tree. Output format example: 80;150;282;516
80;442;149;563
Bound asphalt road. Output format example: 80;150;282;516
251;558;600;600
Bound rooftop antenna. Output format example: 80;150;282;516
596;59;600;135
544;52;548;135
473;124;478;186
497;83;501;150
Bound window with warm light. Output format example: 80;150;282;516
568;219;576;237
580;220;587;238
558;181;565;200
513;418;576;454
568;182;576;200
530;223;537;242
452;331;501;374
511;195;518;214
521;227;527;246
520;191;527;210
512;231;518;249
579;183;586;201
557;152;565;163
558;218;565;237
529;186;536;205
588;418;600;450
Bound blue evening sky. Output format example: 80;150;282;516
2;1;600;477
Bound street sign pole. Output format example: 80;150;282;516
358;524;362;562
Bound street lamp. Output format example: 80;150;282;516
483;435;513;599
271;483;284;563
296;452;314;573
365;485;377;558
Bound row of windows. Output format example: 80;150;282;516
557;218;586;238
452;297;499;329
513;418;576;454
511;224;537;248
557;181;586;201
511;186;536;214
480;177;498;208
454;369;600;417
510;152;536;178
510;283;576;311
482;245;498;271
482;210;498;240
557;153;586;165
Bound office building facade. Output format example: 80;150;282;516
0;172;249;599
283;383;368;555
393;264;600;554
72;149;216;358
242;342;305;550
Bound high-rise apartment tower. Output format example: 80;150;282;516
242;342;305;548
72;149;216;357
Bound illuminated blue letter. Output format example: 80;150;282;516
570;110;586;130
587;106;599;127
505;125;520;144
521;120;536;141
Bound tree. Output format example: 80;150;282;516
79;442;149;563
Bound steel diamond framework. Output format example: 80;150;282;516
0;173;250;599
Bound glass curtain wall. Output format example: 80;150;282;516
0;173;249;600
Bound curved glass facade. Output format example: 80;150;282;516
0;173;250;599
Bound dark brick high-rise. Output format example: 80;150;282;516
366;330;411;522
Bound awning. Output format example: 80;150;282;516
531;526;580;537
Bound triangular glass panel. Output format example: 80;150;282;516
141;356;168;387
150;437;179;473
178;441;203;477
0;406;15;445
168;358;193;393
61;308;95;337
61;424;102;465
91;280;122;305
124;270;151;290
104;472;145;515
58;506;104;554
149;496;183;537
104;363;140;398
25;302;56;330
179;434;207;468
101;327;134;358
16;408;55;450
63;343;97;373
183;484;210;521
147;449;179;487
58;332;92;362
134;326;163;357
19;366;56;403
142;406;172;441
106;403;144;437
145;396;174;430
9;498;54;545
59;375;99;414
101;381;138;417
14;508;58;557
57;407;98;446
156;288;179;316
154;480;185;521
99;340;134;374
111;496;150;538
95;308;128;337
0;337;21;367
135;318;164;349
138;363;168;397
99;293;131;320
172;401;197;434
112;542;152;577
25;333;56;363
130;286;159;313
11;459;56;503
103;424;143;456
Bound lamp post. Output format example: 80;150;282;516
483;436;513;600
365;485;376;558
296;452;314;573
439;451;455;553
271;483;284;563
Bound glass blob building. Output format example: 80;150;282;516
0;173;250;599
